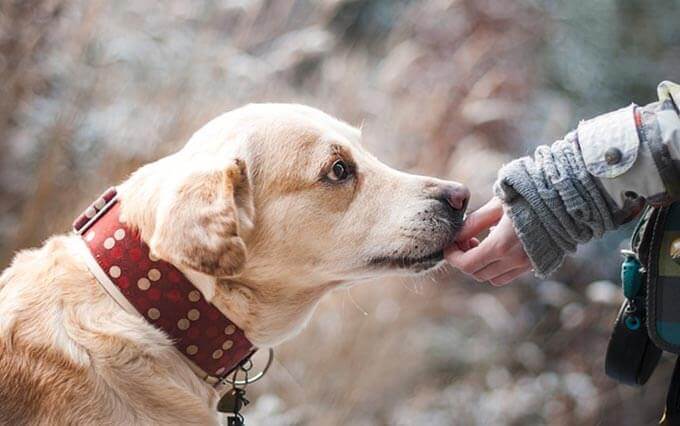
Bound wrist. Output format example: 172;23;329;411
501;197;565;278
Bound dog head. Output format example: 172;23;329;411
119;104;468;343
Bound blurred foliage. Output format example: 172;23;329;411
541;0;680;114
0;0;678;425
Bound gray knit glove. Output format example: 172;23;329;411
494;132;619;277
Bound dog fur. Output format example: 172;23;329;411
0;104;466;425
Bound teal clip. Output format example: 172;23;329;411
625;315;641;331
621;250;642;300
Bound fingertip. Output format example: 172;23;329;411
444;244;458;257
444;249;462;266
456;199;504;241
453;238;478;252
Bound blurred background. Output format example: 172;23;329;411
1;0;679;424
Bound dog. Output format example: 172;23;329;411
0;104;469;425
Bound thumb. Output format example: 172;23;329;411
456;197;504;242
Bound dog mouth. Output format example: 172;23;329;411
367;211;463;273
368;249;445;272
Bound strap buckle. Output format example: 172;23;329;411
72;187;118;235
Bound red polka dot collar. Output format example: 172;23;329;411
73;188;256;386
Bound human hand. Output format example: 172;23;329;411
445;197;532;286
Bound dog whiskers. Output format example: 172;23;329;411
346;288;369;316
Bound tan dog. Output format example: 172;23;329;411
0;104;468;425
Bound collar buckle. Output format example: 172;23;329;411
73;187;119;235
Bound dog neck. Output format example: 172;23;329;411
73;189;256;385
211;276;333;347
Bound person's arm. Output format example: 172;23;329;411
447;81;680;282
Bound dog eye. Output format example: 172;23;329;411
327;160;350;182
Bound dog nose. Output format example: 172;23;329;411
428;183;469;212
424;181;470;212
443;184;470;211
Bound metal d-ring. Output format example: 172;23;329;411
621;249;638;259
223;348;274;386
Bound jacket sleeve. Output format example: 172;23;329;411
494;81;680;277
579;81;680;208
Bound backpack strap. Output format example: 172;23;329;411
605;206;663;385
647;203;680;353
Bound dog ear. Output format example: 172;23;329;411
149;159;253;277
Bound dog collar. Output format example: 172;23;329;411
73;187;256;386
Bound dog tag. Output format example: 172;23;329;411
219;388;250;425
218;388;248;413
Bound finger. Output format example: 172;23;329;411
445;236;501;274
472;250;530;280
473;260;511;281
455;237;481;252
456;197;504;242
456;239;472;251
488;266;532;286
